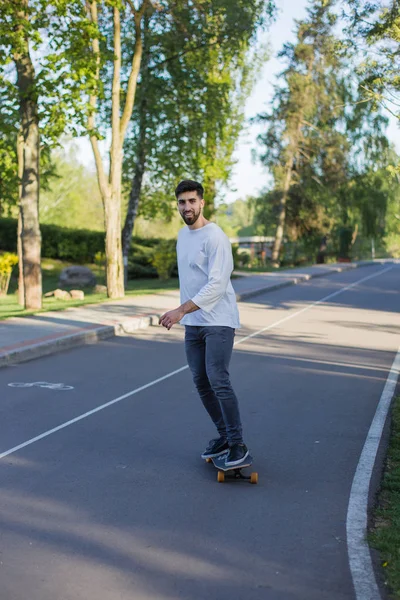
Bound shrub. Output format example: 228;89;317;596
0;252;18;295
0;218;177;278
151;239;177;280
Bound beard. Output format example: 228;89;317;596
181;208;201;225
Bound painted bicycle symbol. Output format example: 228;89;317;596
8;382;74;391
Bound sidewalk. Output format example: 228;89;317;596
0;260;386;368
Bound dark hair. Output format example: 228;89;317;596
175;180;204;199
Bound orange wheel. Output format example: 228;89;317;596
250;472;258;484
217;471;225;483
206;458;212;463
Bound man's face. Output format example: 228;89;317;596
177;191;204;226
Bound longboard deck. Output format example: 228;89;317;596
211;452;254;472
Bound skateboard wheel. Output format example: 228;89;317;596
250;472;258;485
206;458;212;463
217;471;225;483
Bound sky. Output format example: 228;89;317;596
75;0;400;204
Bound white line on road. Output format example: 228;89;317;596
235;265;393;347
0;263;394;464
0;366;188;460
347;346;400;600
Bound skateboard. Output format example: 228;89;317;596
205;452;258;484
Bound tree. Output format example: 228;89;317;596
0;0;95;308
121;1;272;278
70;0;156;299
0;0;42;309
257;0;343;265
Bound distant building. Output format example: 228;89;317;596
229;236;276;262
229;235;275;259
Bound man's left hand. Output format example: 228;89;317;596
159;308;184;330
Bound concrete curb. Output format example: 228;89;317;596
0;314;162;369
0;260;386;369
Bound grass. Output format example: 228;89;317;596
234;263;313;273
369;396;400;599
0;258;179;320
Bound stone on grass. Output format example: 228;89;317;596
59;266;96;288
94;284;107;294
70;289;85;300
54;289;71;300
44;289;71;300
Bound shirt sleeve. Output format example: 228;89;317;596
191;232;233;313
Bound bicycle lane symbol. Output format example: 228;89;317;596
8;382;74;391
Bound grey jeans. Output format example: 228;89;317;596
184;325;243;445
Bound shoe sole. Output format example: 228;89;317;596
224;450;250;467
201;449;229;460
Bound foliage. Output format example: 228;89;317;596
151;239;177;280
369;397;400;599
122;0;275;236
344;1;400;123
40;145;104;230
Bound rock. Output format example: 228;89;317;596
44;289;71;299
54;289;72;300
70;289;85;300
94;284;107;294
59;266;97;288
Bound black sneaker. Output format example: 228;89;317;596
201;437;229;459
225;443;249;467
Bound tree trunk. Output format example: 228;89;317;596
122;132;146;286
271;155;294;266
14;6;42;310
105;186;124;298
122;15;150;285
105;6;125;299
17;128;24;306
203;175;216;220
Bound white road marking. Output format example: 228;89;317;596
8;382;74;391
346;346;400;600
235;265;393;346
0;265;392;463
0;366;188;460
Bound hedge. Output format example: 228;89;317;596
0;218;105;262
0;218;178;278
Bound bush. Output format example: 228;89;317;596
338;226;354;260
0;219;166;276
0;218;18;252
0;252;18;295
127;241;158;278
151;239;177;280
0;218;105;262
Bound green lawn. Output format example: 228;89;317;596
1;258;179;320
369;396;400;599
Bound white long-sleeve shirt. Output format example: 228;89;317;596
176;222;240;328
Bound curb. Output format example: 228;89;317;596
0;314;161;369
0;260;385;368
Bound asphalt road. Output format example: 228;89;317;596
0;264;399;600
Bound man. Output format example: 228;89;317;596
159;179;249;467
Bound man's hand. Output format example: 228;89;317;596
159;307;184;330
